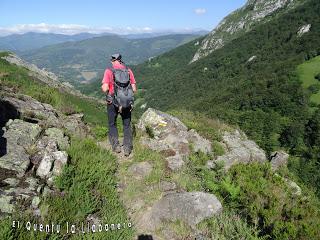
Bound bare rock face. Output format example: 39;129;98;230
138;108;212;171
1;91;60;127
0;89;74;217
138;192;222;231
297;24;311;37
270;150;289;171
191;0;300;62
215;130;267;170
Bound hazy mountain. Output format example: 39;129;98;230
0;32;114;52
123;30;209;39
21;33;202;84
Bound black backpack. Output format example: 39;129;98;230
110;66;134;109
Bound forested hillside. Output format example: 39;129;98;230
133;0;320;195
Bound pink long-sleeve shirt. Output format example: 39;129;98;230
101;62;136;95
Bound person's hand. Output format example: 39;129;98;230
130;104;134;112
106;95;113;105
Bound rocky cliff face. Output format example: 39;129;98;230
0;87;89;217
191;0;302;62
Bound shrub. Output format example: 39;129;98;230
224;163;320;240
307;83;320;94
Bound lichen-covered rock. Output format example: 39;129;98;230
63;113;89;137
0;119;41;174
138;108;212;171
45;128;69;150
215;129;267;170
0;195;14;213
1;93;60;126
36;151;67;179
138;192;222;231
166;155;185;171
36;153;55;179
51;151;68;176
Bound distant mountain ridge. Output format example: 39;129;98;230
0;30;209;52
0;32;114;52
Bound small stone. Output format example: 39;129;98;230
0;195;14;213
159;181;177;192
45;128;69;150
3;178;19;187
128;162;152;180
32;196;41;209
166;155;185;171
51;151;68;176
42;186;53;197
36;153;54;179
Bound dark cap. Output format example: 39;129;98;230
111;53;122;61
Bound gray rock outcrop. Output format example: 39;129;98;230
138;192;222;231
138;108;212;171
270;150;289;171
0;89;78;217
215;129;267;170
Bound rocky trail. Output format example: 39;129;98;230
97;108;292;239
0;87;300;239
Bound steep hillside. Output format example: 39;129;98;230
191;0;305;62
132;0;320;197
21;34;201;85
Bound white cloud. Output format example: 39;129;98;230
194;8;206;15
0;23;154;36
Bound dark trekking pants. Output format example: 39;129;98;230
107;103;133;151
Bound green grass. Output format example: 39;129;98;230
297;55;320;104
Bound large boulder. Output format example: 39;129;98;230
1;92;60;126
138;192;222;231
0;119;41;174
138;108;212;171
215;130;267;170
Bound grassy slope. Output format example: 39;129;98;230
0;52;134;239
297;55;320;103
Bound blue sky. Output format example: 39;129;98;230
0;0;247;35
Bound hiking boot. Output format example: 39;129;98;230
124;148;131;157
112;145;121;153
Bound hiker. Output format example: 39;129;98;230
101;53;137;156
